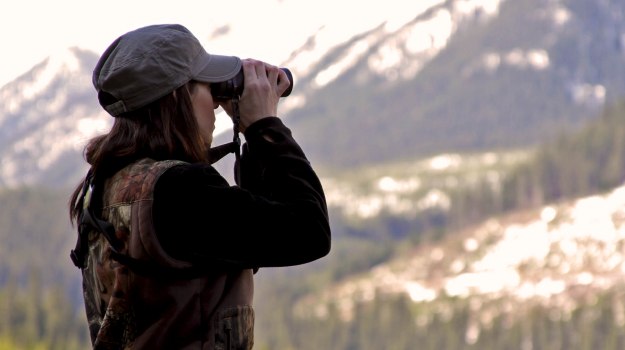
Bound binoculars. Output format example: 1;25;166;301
211;68;293;101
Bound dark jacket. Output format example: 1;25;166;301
81;117;331;349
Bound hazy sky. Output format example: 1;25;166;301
1;0;434;88
0;0;318;87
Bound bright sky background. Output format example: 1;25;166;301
0;0;321;87
0;0;439;88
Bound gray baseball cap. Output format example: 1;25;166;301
93;24;242;117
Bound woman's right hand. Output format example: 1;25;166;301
219;59;290;132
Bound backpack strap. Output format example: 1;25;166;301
70;171;121;269
231;95;242;184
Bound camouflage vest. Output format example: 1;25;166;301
81;158;255;349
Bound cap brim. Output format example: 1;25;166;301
194;53;241;83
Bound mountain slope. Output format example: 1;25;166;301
1;0;625;188
0;47;107;188
296;184;625;315
275;0;625;169
248;183;625;349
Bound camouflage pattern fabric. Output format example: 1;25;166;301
81;159;184;349
80;158;256;349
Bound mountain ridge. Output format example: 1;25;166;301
8;0;625;188
282;0;625;169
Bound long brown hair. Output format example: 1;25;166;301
69;81;206;224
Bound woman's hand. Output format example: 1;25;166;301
219;59;290;132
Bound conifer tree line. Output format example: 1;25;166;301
446;98;625;233
254;291;625;350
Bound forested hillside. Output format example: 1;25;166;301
251;98;625;350
0;99;622;349
503;98;625;207
318;98;625;250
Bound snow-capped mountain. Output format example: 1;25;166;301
0;48;109;188
1;0;624;188
0;0;507;188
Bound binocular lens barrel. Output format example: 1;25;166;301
211;67;293;101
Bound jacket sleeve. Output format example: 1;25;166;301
153;117;331;269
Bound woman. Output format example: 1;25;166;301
68;24;331;349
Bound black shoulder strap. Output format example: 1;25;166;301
231;96;242;184
204;96;243;184
70;171;121;269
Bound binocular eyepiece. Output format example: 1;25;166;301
211;68;293;101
